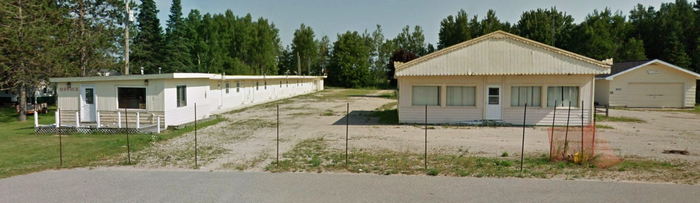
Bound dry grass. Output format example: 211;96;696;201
266;138;699;184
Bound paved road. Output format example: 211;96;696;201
1;169;698;203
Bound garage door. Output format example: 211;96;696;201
626;83;683;107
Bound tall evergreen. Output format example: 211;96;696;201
132;0;164;74
164;0;192;73
292;24;318;75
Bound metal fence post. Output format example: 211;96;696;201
194;103;198;169
345;103;349;167
581;100;585;158
424;105;428;170
276;104;280;165
125;108;130;165
564;101;571;158
59;133;63;167
550;100;557;158
520;103;527;174
605;104;609;117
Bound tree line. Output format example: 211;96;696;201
1;0;699;120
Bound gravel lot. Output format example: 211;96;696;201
130;89;700;171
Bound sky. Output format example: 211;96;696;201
153;0;671;46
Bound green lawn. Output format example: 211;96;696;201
595;114;645;123
0;107;223;179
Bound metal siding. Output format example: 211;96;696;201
396;38;608;77
608;63;697;107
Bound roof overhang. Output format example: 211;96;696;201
395;30;611;78
601;59;700;80
49;73;326;83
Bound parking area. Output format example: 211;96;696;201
132;89;700;171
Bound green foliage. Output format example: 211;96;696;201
292;24;318;75
392;25;427;56
516;7;575;48
328;31;372;87
132;0;164;73
595;114;645;123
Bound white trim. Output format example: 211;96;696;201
50;73;327;83
605;59;700;80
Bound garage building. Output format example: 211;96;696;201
595;59;700;108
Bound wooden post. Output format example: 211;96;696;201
118;111;122;128
605;105;609;117
136;112;140;129
55;108;60;128
75;111;80;127
96;112;101;128
157;116;161;134
34;111;38;127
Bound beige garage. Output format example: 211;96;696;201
595;59;700;108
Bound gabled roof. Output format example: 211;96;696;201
395;30;611;77
598;59;700;80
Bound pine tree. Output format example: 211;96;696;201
292;24;318;75
132;0;164;74
163;0;192;73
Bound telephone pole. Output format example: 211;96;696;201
124;0;131;75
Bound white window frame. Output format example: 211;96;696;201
412;85;441;106
176;85;187;108
446;86;476;106
547;86;579;107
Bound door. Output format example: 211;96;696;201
80;86;96;122
626;83;683;107
485;86;501;120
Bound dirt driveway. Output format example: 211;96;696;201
132;89;700;171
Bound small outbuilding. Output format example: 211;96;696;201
595;59;700;108
394;31;611;125
49;73;325;129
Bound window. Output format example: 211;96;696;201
547;86;578;107
225;82;230;94
488;87;500;104
511;86;541;107
412;86;440;106
447;86;475;106
176;85;187;107
236;82;240;92
118;87;146;109
85;88;94;104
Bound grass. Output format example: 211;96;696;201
266;138;699;184
595;114;645;123
595;124;614;129
371;102;399;124
0;107;224;179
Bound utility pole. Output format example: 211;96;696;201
124;0;131;75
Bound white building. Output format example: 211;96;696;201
49;73;325;129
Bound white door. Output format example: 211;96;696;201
80;86;96;122
485;86;501;120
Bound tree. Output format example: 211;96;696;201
386;49;418;87
0;0;70;121
619;38;647;61
251;18;281;75
328;31;372;87
480;9;505;34
315;36;332;75
163;0;192;73
132;0;164;73
291;24;318;75
438;9;472;49
60;0;123;76
394;25;426;56
516;7;575;48
570;9;627;60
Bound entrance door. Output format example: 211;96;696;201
80;86;96;122
485;86;501;120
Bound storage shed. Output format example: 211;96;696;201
595;59;700;108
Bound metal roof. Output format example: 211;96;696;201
395;31;611;77
598;59;700;80
49;73;326;83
